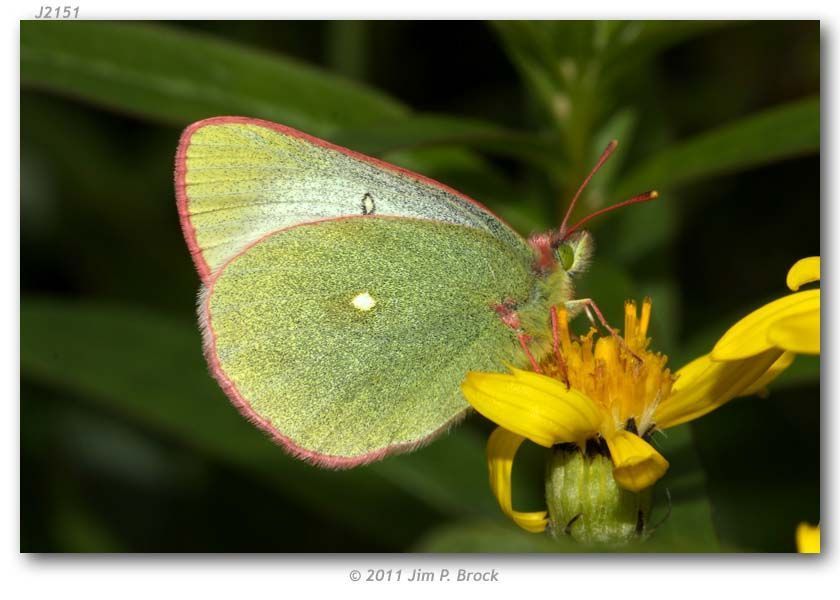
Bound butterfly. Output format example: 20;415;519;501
175;116;655;468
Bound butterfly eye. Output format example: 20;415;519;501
556;231;594;276
557;244;576;272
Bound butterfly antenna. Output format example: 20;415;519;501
558;140;619;238
562;190;659;239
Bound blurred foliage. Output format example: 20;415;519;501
20;20;819;552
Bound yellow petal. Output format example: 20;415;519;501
768;308;820;355
796;522;820;554
486;427;547;533
654;349;782;429
711;290;819;361
787;257;820;291
462;369;602;447
605;430;669;492
739;351;796;397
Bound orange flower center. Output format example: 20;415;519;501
543;299;674;436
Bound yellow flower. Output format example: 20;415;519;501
712;256;820;360
796;522;820;554
462;257;819;535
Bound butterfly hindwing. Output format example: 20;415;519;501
176;116;527;281
203;216;536;466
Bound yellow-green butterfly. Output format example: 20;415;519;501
175;116;655;468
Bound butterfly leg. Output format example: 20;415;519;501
494;301;542;373
565;297;616;335
565;297;642;361
516;332;542;373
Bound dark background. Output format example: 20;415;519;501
21;20;819;552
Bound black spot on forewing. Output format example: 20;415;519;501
361;193;376;215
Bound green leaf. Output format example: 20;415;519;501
324;21;370;81
332;114;559;167
615;98;820;196
20;298;501;546
21;21;566;173
21;21;406;136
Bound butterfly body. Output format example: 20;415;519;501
177;117;584;466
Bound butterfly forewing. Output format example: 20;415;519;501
177;117;527;280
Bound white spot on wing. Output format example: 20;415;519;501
351;291;377;311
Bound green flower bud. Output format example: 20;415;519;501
545;444;653;546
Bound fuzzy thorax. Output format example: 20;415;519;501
517;230;595;357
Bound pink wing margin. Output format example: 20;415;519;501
174;115;517;284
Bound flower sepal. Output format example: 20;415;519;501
545;443;654;546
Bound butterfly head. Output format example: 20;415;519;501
529;139;658;277
528;229;594;276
